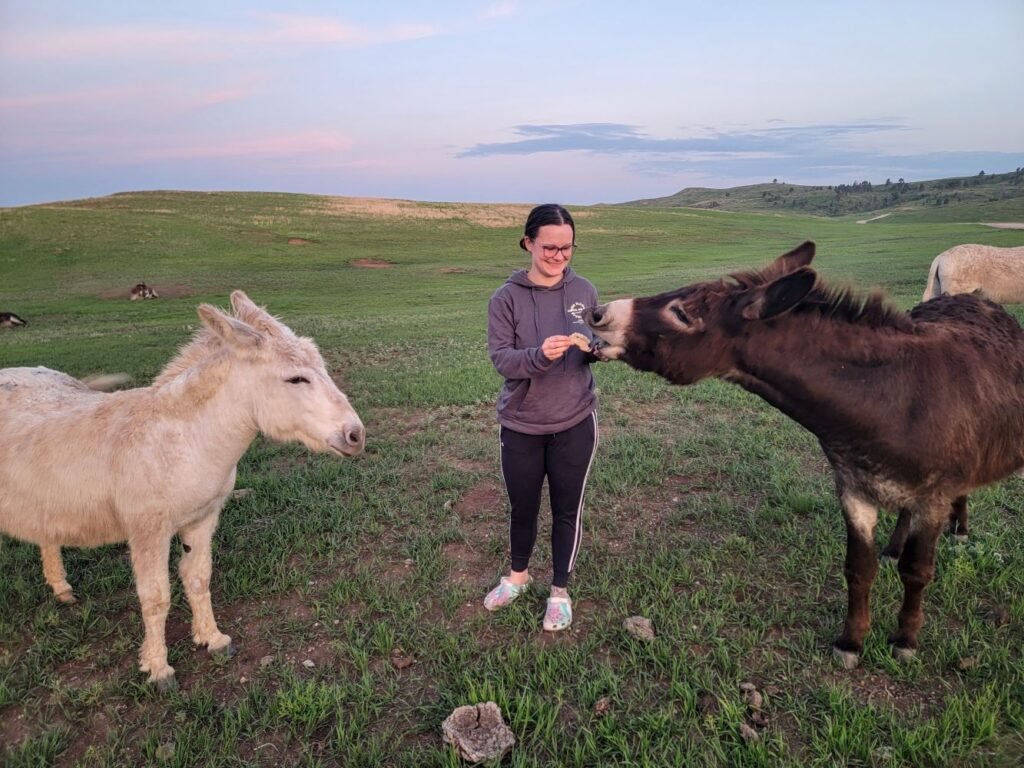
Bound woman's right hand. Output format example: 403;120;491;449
541;335;572;361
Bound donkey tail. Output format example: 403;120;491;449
81;372;132;391
922;255;942;302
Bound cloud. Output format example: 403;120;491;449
478;2;520;20
458;121;1023;186
1;14;441;62
458;121;909;158
257;13;438;46
0;78;265;115
1;130;354;168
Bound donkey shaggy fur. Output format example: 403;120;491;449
586;242;1024;668
0;291;365;689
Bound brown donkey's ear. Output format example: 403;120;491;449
740;267;817;321
761;241;815;282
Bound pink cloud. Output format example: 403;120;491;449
1;15;440;62
151;132;355;161
257;14;439;46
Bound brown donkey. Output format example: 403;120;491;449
585;241;1024;668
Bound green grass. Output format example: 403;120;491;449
1;191;1023;766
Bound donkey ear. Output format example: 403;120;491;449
740;268;817;321
764;241;815;279
197;304;264;349
230;290;287;337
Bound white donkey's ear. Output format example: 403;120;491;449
197;303;264;349
229;289;287;337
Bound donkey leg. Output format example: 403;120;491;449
40;544;75;603
947;495;969;542
880;507;911;563
833;494;879;670
129;534;176;690
890;518;943;662
178;510;233;658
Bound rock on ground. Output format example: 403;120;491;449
442;702;515;763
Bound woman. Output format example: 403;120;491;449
484;203;604;631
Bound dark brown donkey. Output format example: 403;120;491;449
585;241;1024;668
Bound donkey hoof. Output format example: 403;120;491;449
951;534;969;545
55;590;77;605
892;645;917;663
879;553;899;566
149;669;177;693
832;646;860;670
209;638;236;659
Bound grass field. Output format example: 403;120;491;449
2;191;1024;767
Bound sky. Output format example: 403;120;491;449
1;0;1022;208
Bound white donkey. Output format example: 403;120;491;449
922;244;1024;303
0;291;365;690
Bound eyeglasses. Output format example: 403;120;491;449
539;244;577;257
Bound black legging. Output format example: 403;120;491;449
499;413;598;588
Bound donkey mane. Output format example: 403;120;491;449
729;266;913;331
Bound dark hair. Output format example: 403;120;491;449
519;203;575;251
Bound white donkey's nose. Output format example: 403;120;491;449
327;420;365;456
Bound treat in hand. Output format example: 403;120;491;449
568;332;591;352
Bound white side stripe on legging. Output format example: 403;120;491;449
567;411;599;574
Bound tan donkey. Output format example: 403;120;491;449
0;291;365;690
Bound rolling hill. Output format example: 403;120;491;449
621;167;1024;219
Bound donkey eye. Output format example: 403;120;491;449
670;305;690;324
286;376;310;384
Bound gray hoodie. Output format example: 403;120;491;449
488;267;599;434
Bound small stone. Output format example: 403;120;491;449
958;656;979;670
404;558;415;567
442;702;515;763
745;690;764;711
239;676;247;684
623;616;655;641
593;696;612;718
390;648;415;669
739;722;760;742
750;710;770;727
259;655;274;668
443;500;453;511
739;681;756;692
230;488;252;500
302;659;315;669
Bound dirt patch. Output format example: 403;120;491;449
856;213;892;224
288;238;315;245
981;222;1024;230
313;197;532;228
440;267;467;274
350;258;394;269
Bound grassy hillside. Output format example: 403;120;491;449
2;192;1023;767
623;168;1024;219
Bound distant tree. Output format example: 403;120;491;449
898;178;905;184
979;170;986;176
885;178;891;185
773;178;778;184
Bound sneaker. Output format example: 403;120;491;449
483;576;532;611
543;595;573;631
